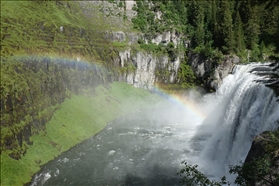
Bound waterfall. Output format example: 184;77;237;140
193;63;279;182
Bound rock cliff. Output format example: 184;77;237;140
104;29;239;91
81;1;239;91
112;46;181;88
244;131;279;186
188;52;240;90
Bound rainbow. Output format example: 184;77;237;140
10;54;97;66
9;54;107;73
9;55;207;121
151;85;207;121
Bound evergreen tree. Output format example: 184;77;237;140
234;11;245;53
259;1;279;51
189;0;205;48
219;0;234;54
131;0;279;60
243;1;260;50
210;0;219;47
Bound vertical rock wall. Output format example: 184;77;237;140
113;48;181;89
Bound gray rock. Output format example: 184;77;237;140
155;11;162;20
125;0;137;21
211;55;240;89
162;31;171;45
126;32;140;45
105;31;126;42
188;53;212;78
116;48;181;89
188;53;239;90
152;34;163;45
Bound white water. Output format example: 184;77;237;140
30;63;279;185
193;63;279;182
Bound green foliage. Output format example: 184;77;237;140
1;1;87;56
179;155;278;186
229;154;279;186
234;11;246;53
166;42;176;60
0;1;129;62
266;130;279;152
139;43;165;54
131;1;149;33
178;161;230;186
250;46;261;62
118;2;123;8
131;0;279;61
219;0;234;54
246;19;260;50
193;46;224;63
177;62;196;88
189;1;205;48
112;41;128;48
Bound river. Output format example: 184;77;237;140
30;63;279;185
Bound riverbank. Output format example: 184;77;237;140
0;82;162;186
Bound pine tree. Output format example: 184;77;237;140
219;0;234;54
189;0;205;48
242;1;260;50
234;11;245;53
211;0;218;44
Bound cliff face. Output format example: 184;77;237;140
244;131;279;186
188;53;240;90
104;30;239;91
114;47;180;88
80;0;240;91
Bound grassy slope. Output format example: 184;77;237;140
1;1;81;57
0;82;162;186
1;1;129;60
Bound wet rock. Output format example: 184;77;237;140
245;132;268;163
245;131;279;186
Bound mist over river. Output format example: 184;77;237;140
30;63;279;186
